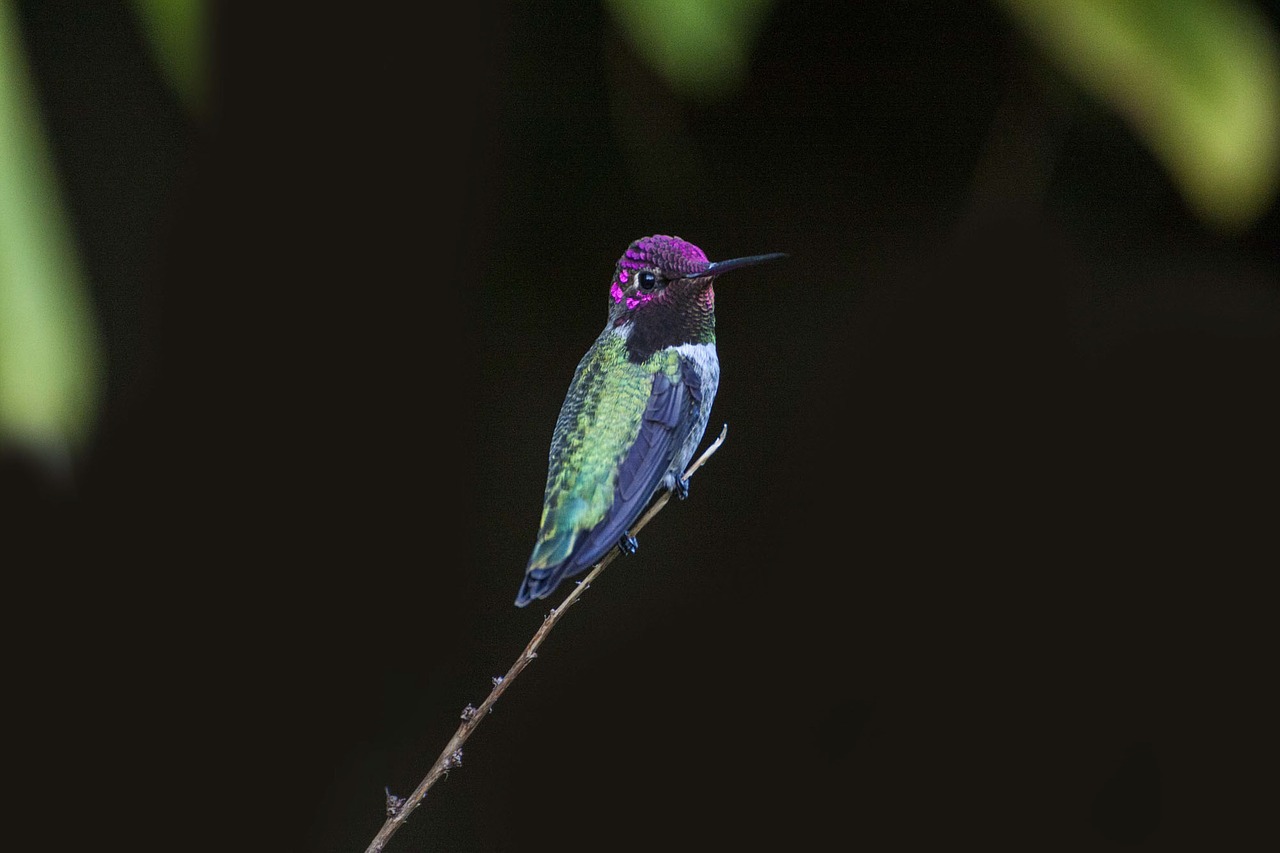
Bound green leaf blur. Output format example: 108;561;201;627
0;0;101;452
998;0;1280;231
604;0;777;100
129;0;207;113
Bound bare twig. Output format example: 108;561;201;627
364;425;729;853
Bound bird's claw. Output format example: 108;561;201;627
618;533;638;555
674;477;690;500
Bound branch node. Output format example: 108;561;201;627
491;675;504;687
526;650;538;661
460;704;477;721
384;787;406;818
442;748;464;770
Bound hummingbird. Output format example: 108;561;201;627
515;235;785;607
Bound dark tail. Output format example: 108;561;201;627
516;549;606;606
516;532;621;606
514;563;572;607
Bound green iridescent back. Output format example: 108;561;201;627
526;333;681;572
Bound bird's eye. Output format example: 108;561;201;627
638;271;658;291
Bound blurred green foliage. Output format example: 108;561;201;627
604;0;777;100
0;0;101;452
0;0;203;457
997;0;1280;231
609;0;1280;230
130;0;207;113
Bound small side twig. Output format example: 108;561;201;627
364;424;729;853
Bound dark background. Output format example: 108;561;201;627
6;2;1278;850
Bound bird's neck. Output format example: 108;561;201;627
623;285;716;362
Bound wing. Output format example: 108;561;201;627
516;342;702;606
567;364;703;571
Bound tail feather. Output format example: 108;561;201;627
517;487;654;606
515;562;573;607
515;542;607;607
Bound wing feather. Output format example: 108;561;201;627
516;342;701;606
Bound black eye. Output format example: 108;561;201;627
638;271;658;291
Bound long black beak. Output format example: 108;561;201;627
692;252;788;278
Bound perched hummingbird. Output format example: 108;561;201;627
515;235;785;607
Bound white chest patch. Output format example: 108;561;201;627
662;342;720;486
672;342;720;402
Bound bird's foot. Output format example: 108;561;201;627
618;533;638;555
674;476;690;501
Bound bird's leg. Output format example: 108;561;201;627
673;476;690;501
618;533;638;555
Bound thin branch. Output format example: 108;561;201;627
363;425;729;853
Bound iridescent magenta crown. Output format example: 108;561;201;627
616;235;710;278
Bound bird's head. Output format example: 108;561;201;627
607;235;784;354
